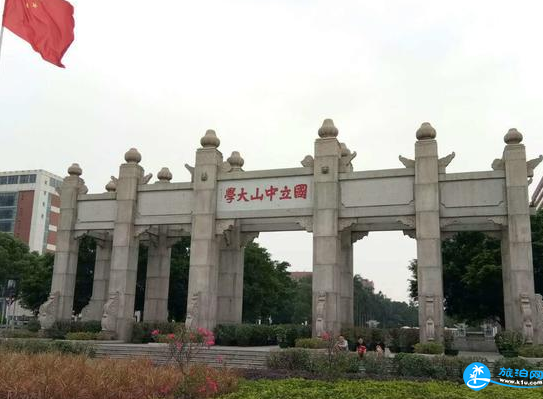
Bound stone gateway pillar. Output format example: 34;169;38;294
102;148;144;341
38;164;86;328
414;123;444;343
185;130;223;330
500;129;539;343
339;229;354;328
81;235;112;321
216;222;257;325
143;225;172;322
312;119;342;336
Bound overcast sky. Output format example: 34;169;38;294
1;0;542;302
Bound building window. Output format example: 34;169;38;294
19;174;37;184
0;193;17;207
0;193;17;233
0;176;7;185
0;209;14;219
7;176;18;184
0;221;13;233
49;178;62;188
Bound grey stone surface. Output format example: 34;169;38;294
40;164;84;324
104;152;144;341
414;135;444;344
81;237;112;321
42;120;540;344
143;225;172;322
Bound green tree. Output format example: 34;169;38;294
353;274;417;328
290;275;312;324
242;242;297;323
19;252;54;314
408;209;543;325
73;236;96;314
168;238;191;321
0;232;55;315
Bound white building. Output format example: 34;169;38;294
0;169;62;253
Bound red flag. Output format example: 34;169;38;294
2;0;75;67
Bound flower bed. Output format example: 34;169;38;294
0;351;238;399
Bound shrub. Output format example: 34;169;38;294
214;324;310;347
267;348;359;375
361;352;389;375
282;324;311;348
131;321;183;343
214;324;237;345
176;363;238;398
0;338;95;357
268;348;312;371
222;378;537;399
493;357;536;376
26;319;41;332
389;328;419;353
519;344;543;358
0;329;39;339
394;353;487;380
414;342;444;354
308;351;360;375
341;327;387;351
65;332;97;341
295;338;327;349
495;330;524;356
0;352;184;399
42;320;103;340
394;353;436;377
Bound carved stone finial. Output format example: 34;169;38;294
227;151;244;171
318;118;338;138
124;148;142;164
105;180;116;192
157;167;173;182
504;128;523;144
67;163;82;176
200;129;220;148
301;155;314;168
416;122;436;140
340;143;351;157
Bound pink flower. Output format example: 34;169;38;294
206;339;215;346
321;332;330;340
151;329;160;336
175;342;183;350
167;333;175;340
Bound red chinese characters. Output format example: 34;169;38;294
223;183;309;204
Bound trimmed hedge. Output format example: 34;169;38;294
295;338;327;349
269;348;487;382
214;324;311;347
267;348;360;375
394;353;487;380
43;320;102;339
131;321;184;343
0;329;39;339
0;338;96;356
65;332;98;341
519;344;543;358
493;357;541;376
414;342;444;354
341;327;420;353
220;378;542;399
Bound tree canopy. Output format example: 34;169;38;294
0;232;54;314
